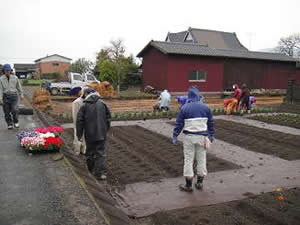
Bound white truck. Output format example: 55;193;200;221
45;72;100;96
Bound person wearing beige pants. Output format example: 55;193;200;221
183;134;208;178
173;86;214;192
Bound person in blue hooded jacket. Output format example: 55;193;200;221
172;86;214;192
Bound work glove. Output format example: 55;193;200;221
172;136;178;145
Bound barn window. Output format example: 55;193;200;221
188;70;207;82
53;62;59;67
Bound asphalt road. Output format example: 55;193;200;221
0;108;106;225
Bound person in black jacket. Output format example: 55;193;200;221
240;84;251;114
76;88;111;180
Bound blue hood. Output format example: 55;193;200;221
187;86;203;103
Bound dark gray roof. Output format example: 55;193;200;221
166;27;248;51
137;41;297;62
166;31;188;42
35;54;72;63
14;64;36;72
188;28;248;51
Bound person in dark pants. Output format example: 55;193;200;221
0;64;24;129
76;88;111;180
240;84;251;114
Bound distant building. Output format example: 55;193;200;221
138;27;300;94
13;64;36;79
35;54;72;77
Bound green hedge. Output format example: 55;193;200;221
22;79;54;86
49;107;276;123
41;72;59;80
110;107;276;121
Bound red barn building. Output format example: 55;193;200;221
137;28;300;94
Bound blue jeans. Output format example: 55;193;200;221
2;94;19;126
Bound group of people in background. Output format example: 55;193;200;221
224;83;256;115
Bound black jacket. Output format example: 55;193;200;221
76;93;111;143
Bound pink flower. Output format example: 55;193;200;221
34;126;64;134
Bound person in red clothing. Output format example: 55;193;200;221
224;84;242;115
233;84;242;101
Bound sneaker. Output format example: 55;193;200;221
14;123;19;128
100;174;107;180
94;173;107;180
195;182;203;190
179;184;193;192
8;125;13;129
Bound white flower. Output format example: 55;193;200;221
39;132;55;138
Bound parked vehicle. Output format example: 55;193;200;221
45;72;100;96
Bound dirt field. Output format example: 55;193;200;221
139;187;300;225
215;119;300;160
60;118;300;224
106;125;240;186
50;96;283;115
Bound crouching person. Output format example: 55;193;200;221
172;86;215;192
76;88;111;180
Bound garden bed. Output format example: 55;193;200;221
251;113;300;129
140;187;300;225
106;125;240;186
215;119;300;160
35;108;300;225
64;125;240;187
168;118;300;160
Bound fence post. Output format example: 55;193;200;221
287;79;294;104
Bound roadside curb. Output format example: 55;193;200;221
63;156;111;225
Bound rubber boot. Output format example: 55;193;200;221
195;176;204;190
179;178;193;192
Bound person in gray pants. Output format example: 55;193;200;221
0;64;24;129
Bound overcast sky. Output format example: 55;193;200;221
0;0;299;65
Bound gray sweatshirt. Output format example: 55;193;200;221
0;75;24;99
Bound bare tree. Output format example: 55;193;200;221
95;39;138;94
69;58;93;74
277;33;300;57
108;39;125;59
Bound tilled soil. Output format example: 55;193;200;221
106;125;240;186
139;187;300;225
215;119;300;160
